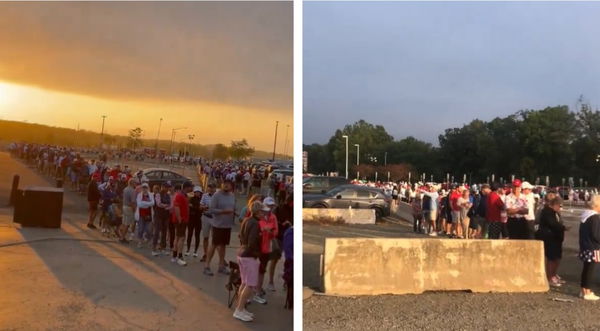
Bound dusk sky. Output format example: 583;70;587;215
304;1;600;145
0;2;292;152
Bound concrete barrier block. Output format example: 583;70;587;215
303;208;376;224
324;238;549;295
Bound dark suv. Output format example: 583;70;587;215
303;184;391;219
302;176;349;194
141;168;191;188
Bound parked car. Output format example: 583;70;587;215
269;169;294;180
141;168;191;188
303;184;392;219
302;176;349;194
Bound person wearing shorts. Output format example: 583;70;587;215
171;182;193;266
200;183;216;261
204;180;236;276
120;178;137;244
212;227;232;246
235;201;269;322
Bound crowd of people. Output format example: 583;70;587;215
348;174;600;300
9;142;294;322
395;178;600;301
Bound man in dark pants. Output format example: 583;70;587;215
152;182;171;256
185;186;203;257
475;184;490;239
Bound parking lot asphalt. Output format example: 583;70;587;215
0;152;292;330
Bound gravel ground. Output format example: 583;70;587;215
303;211;600;330
304;290;600;331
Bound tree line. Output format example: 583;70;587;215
0;120;281;160
303;103;600;186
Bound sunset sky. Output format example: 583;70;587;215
0;2;292;152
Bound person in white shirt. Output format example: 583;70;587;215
199;183;216;261
521;182;537;239
135;183;155;247
505;180;529;239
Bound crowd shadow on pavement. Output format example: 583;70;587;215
17;226;174;312
57;216;291;331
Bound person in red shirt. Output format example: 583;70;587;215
486;183;507;239
449;185;462;237
172;181;193;266
109;165;121;179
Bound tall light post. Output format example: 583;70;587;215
154;118;163;158
283;124;290;159
100;115;107;148
384;152;387;166
342;135;349;179
169;127;186;156
354;143;360;180
272;121;279;161
186;134;195;157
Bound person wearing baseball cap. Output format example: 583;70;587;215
151;181;172;256
448;184;462;238
185;186;203;258
260;197;280;295
505;179;529;239
235;201;268;322
199;183;217;261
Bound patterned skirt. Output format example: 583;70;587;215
579;250;600;263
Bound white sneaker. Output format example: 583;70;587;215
171;257;177;263
429;232;438;237
151;250;160;257
233;309;253;322
583;293;600;301
193;252;199;258
266;283;276;292
163;250;170;256
252;295;267;304
177;258;187;266
242;309;254;318
184;251;190;257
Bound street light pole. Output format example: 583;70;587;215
186;134;195;157
342;135;349;179
272;121;279;161
154;118;163;161
169;127;187;156
100;115;107;148
384;152;387;166
354;143;360;180
283;124;290;159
